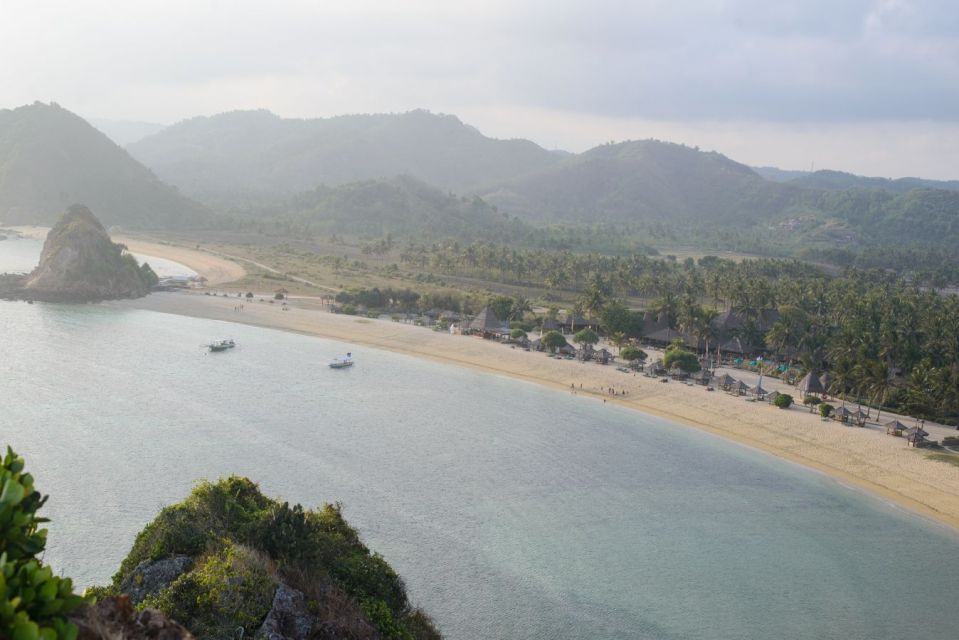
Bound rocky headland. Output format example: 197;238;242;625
0;204;157;302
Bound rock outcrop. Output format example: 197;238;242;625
120;556;193;606
72;595;194;640
17;204;155;301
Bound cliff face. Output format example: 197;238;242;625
23;204;153;301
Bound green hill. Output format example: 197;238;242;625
481;139;801;224
237;175;534;242
128;109;561;205
790;169;959;194
0;102;210;228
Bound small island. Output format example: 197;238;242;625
0;204;157;302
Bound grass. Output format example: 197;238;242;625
926;453;959;468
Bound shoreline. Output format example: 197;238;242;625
111;291;959;534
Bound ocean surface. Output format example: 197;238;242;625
2;240;958;639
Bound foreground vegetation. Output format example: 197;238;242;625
105;476;440;640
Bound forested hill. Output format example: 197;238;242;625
480;139;800;224
0;103;211;228
788;169;959;194
127;109;561;204
235;175;535;242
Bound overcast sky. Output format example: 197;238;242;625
2;0;957;178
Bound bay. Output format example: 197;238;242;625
1;299;957;639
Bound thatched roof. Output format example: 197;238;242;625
731;380;749;393
469;307;508;333
749;384;769;396
884;419;909;432
852;409;870;421
905;427;929;438
717;373;737;387
833;406;852;418
797;371;826;395
819;372;832;390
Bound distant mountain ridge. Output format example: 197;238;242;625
788;169;959;194
127;109;562;204
0;102;210;228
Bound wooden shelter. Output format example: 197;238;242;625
469;307;509;337
797;371;826;398
716;373;737;390
852;408;870;426
905;427;930;448
729;380;749;396
833;406;852;423
884;419;908;436
748;384;769;400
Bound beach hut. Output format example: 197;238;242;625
797;371;826;399
905;427;930;448
767;390;781;404
748;384;769;400
729;380;749;396
833;406;852;424
884;419;908;436
690;369;712;386
594;348;614;365
716;373;737;390
469;307;509;338
852;408;870;426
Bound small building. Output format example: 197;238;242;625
796;371;826;399
905;427;930;448
884;419;908;436
468;307;510;338
594;348;614;365
833;406;852;424
716;373;737;390
748;384;769;400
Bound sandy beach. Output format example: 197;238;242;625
113;290;959;533
12;225;959;531
10;226;246;285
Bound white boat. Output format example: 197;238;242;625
329;352;354;369
207;339;236;352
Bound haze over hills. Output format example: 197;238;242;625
240;175;533;242
127;109;562;204
788;170;959;194
0;103;210;228
88;117;167;146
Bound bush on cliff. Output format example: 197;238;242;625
0;447;88;640
111;476;440;639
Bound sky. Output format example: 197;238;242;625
1;0;957;178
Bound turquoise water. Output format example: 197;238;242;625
1;300;958;639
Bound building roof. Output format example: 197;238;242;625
884;419;909;431
797;371;826;395
469;307;508;333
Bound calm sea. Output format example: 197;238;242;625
1;238;957;639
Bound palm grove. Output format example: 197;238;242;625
396;241;959;425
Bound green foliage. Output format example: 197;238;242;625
774;394;794;409
663;341;700;373
114;477;436;640
1;448;87;640
572;328;599;346
510;328;527;340
541;331;567;352
599;302;645;339
803;396;822;407
619;346;647;362
820;403;834;418
143;542;275;639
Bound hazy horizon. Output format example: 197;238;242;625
2;1;957;180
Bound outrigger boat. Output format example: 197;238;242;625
206;339;236;352
329;352;354;369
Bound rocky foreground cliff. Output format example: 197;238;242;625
0;204;157;302
1;445;440;640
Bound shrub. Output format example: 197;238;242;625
510;328;527;340
619;346;647;362
820;403;834;418
541;331;567;352
774;393;794;409
803;396;822;412
1;448;87;640
663;341;700;373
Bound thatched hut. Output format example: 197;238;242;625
852;408;870;426
729;380;749;396
469;307;509;338
716;373;737;390
797;371;826;399
833;406;852;423
905;427;930;448
748;384;769;400
884;419;908;436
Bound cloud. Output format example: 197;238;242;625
0;0;956;176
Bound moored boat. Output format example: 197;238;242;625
329;352;354;369
207;339;236;352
